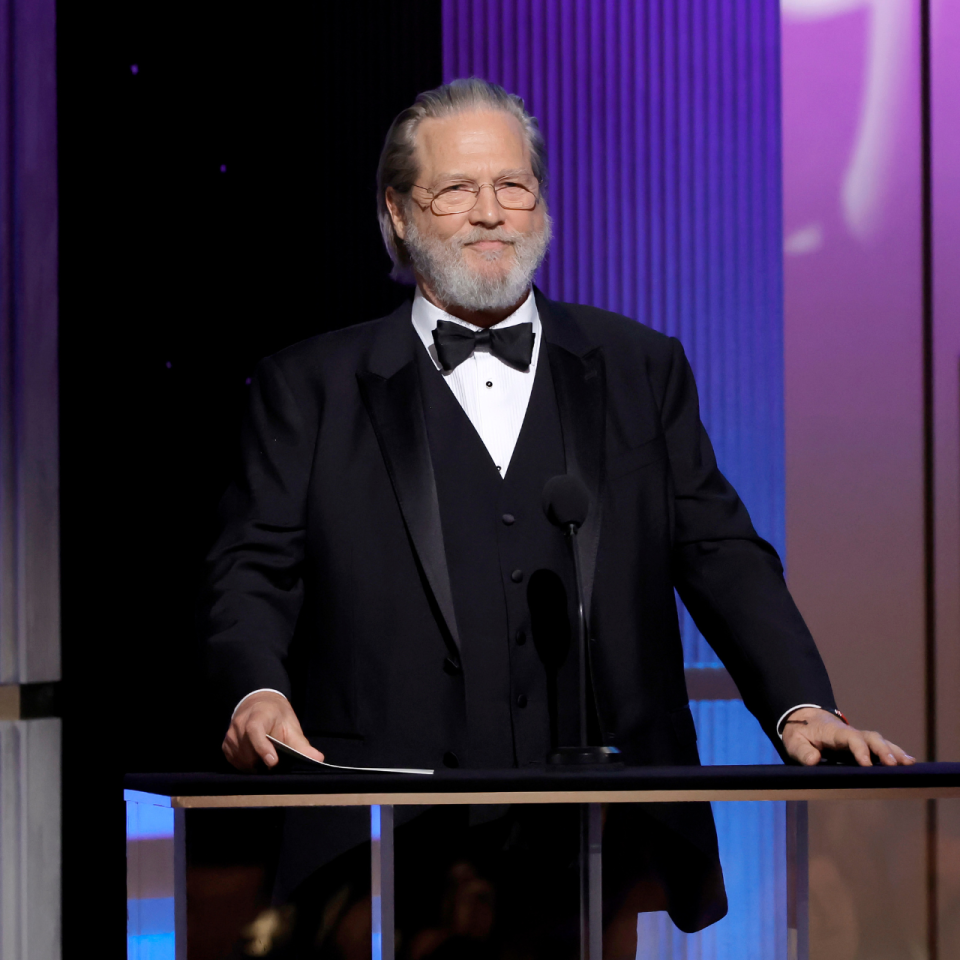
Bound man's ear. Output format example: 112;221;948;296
385;187;407;241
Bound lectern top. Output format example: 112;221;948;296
124;762;960;809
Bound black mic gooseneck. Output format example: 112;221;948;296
542;475;621;766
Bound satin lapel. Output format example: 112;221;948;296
544;334;606;626
357;351;461;654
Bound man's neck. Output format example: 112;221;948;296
416;277;530;329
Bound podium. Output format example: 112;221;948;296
125;763;960;960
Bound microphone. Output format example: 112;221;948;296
542;474;589;530
543;476;621;766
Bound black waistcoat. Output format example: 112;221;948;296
418;347;581;768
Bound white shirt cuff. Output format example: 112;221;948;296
776;704;823;739
231;688;288;720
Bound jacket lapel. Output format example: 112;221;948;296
538;291;606;625
356;291;606;649
357;306;461;654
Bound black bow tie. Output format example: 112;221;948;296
432;319;535;372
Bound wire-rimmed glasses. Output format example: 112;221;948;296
411;175;541;215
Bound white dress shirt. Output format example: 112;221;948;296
411;286;541;477
234;287;820;737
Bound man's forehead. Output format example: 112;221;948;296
414;109;530;173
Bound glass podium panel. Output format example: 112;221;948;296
124;766;960;960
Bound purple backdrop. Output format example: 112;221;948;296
442;0;785;671
442;3;787;956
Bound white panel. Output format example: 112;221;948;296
0;719;61;960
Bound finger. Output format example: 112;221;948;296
785;735;821;766
279;725;325;763
245;721;279;768
890;743;917;765
224;737;256;772
222;728;256;772
840;730;873;767
865;732;914;766
863;731;898;766
234;734;261;771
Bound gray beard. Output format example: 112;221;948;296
403;213;552;313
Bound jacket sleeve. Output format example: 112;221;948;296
198;354;318;721
659;336;837;746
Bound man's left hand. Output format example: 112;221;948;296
780;707;916;766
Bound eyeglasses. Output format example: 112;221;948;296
411;175;541;216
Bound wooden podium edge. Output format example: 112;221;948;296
164;785;960;808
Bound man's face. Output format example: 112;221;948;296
387;109;550;312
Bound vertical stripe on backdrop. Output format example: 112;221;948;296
442;4;788;956
441;0;785;670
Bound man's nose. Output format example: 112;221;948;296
468;183;505;227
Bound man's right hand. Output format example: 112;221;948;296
222;690;325;771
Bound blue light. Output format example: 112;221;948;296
636;701;787;959
126;933;175;960
126;802;174;841
127;897;175;936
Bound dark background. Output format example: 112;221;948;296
57;1;442;952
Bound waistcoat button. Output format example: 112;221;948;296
511;569;523;583
516;694;528;708
502;513;515;525
442;751;459;768
515;628;526;646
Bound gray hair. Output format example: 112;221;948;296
376;77;548;282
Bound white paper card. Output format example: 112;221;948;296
266;735;434;775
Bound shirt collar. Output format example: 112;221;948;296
411;287;541;370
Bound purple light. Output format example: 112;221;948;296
442;8;789;955
443;0;786;589
244;377;252;385
130;64;139;75
165;361;172;369
219;164;227;173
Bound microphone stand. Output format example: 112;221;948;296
548;519;621;767
540;475;619;960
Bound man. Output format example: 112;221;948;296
203;79;912;956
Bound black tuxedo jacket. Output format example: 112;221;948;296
201;289;836;927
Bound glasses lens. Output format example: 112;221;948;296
496;184;537;209
433;187;478;214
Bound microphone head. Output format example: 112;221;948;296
542;475;590;529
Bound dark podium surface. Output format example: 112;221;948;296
125;761;960;807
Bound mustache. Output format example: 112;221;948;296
454;228;521;248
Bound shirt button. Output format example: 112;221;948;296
515;628;526;646
516;694;528;708
485;380;493;388
511;569;524;583
496;466;502;472
502;513;515;525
